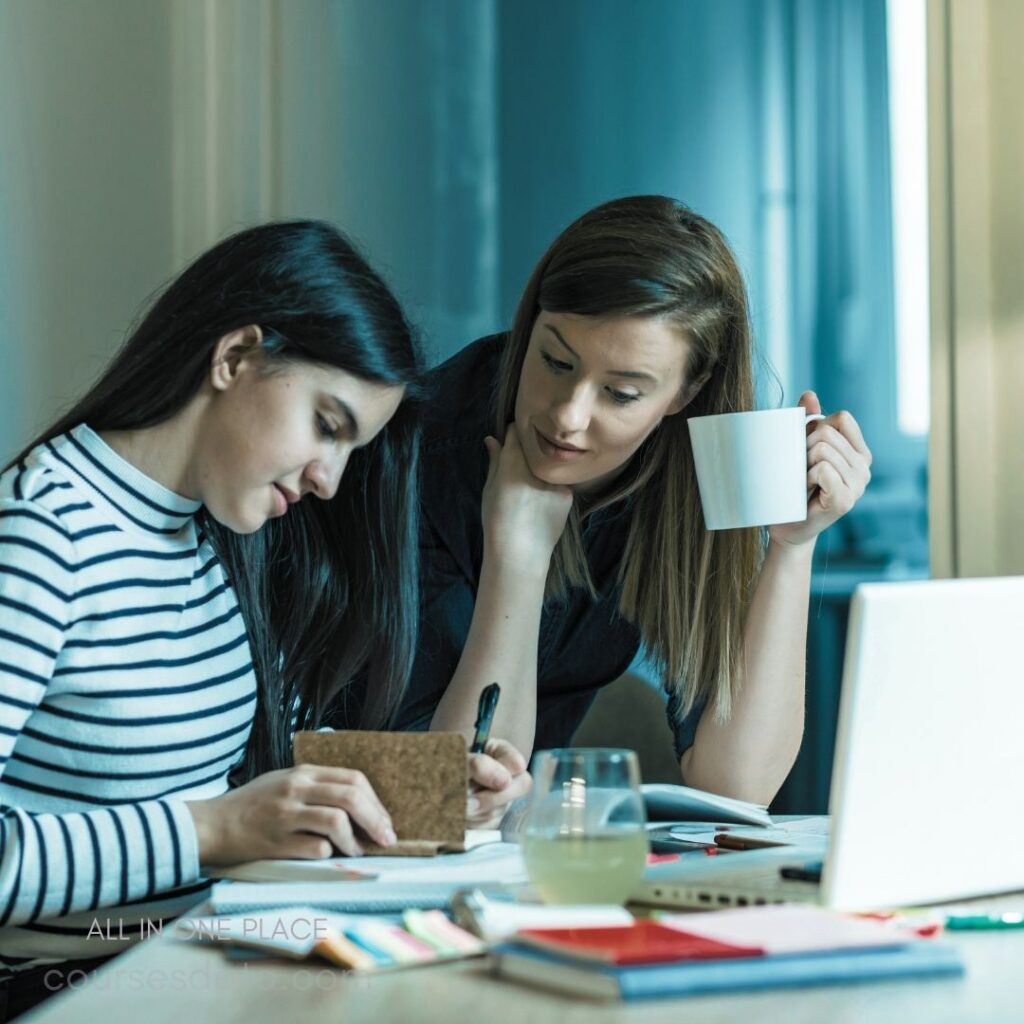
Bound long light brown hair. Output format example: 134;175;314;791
495;196;763;722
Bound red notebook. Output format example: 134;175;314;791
514;920;764;966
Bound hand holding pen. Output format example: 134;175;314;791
465;682;532;827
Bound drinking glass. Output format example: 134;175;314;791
521;748;648;905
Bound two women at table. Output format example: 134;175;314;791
0;196;870;1001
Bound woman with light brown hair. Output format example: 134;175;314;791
345;195;872;807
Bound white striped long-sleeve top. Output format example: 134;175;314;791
0;424;257;977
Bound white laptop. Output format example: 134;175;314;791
634;576;1024;911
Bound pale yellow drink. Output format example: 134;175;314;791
522;831;649;904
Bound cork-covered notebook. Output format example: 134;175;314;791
293;730;468;857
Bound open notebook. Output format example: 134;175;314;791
209;837;527;914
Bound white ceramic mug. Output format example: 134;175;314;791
687;408;825;530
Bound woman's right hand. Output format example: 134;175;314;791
482;424;573;572
186;765;397;864
467;737;533;829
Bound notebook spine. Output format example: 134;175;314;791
210;895;451;915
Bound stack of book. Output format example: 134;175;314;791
489;906;964;1000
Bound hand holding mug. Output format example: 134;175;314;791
687;391;871;537
769;391;873;549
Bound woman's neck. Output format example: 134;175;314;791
99;407;202;501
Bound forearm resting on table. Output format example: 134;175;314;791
429;558;546;758
679;540;815;806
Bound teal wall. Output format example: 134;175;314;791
496;0;766;339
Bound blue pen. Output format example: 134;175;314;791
470;683;500;754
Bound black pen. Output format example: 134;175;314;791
470;682;501;754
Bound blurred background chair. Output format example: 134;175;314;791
571;673;682;785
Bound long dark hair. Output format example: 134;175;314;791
495;196;762;722
7;220;424;779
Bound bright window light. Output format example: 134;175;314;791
887;0;930;436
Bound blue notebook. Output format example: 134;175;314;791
490;941;964;1000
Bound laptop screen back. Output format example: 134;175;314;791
822;576;1024;909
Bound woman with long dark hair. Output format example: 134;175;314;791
0;220;525;1018
369;195;872;805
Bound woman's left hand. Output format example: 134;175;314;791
466;738;533;829
769;391;872;550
